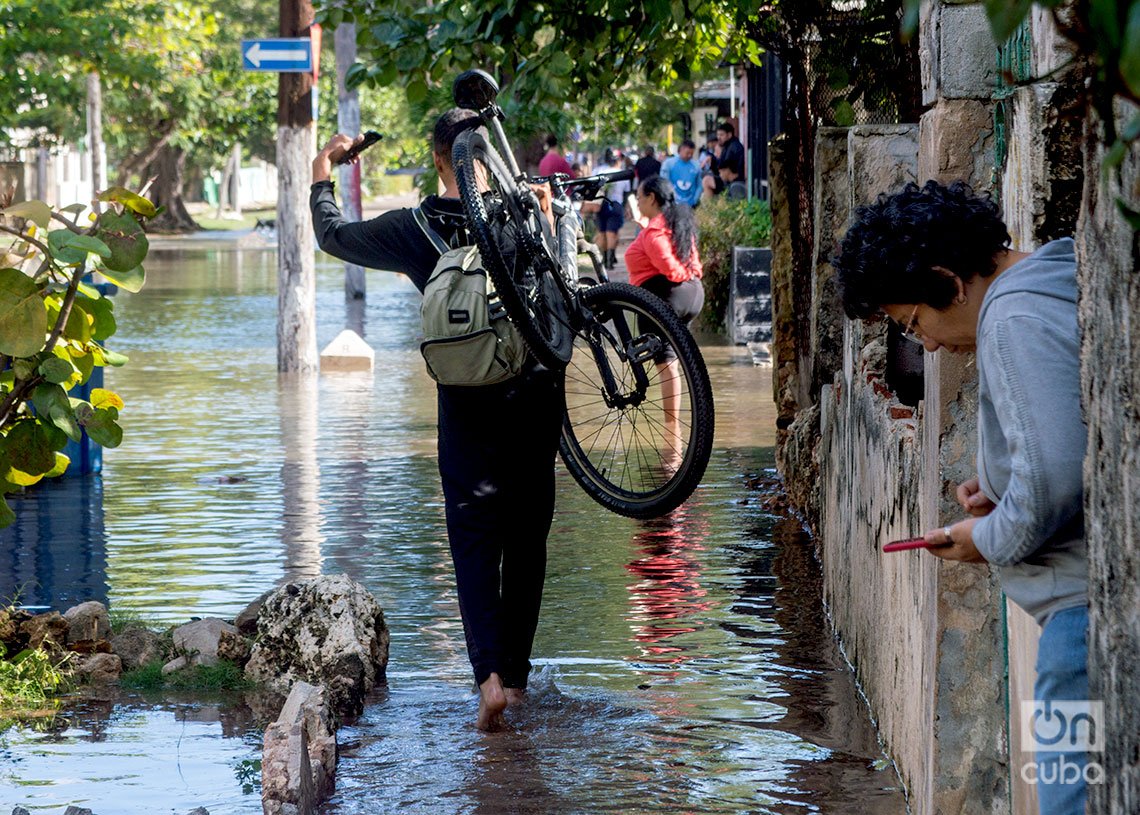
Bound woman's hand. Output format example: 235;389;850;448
956;476;996;517
312;134;360;183
923;517;988;563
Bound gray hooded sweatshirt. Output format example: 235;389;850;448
972;238;1087;625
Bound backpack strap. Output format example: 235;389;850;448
412;206;450;256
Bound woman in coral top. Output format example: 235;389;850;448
623;175;705;463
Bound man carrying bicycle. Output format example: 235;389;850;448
310;109;564;731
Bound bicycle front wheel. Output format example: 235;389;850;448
451;128;574;369
559;282;715;518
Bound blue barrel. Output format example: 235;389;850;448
63;364;104;476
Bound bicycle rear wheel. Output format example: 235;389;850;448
559;282;715;518
451;128;574;369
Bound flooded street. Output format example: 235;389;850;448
1;240;906;814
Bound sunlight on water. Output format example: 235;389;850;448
0;241;906;814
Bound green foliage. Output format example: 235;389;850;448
695;197;772;331
315;0;754;118
121;659;253;692
0;192;155;526
234;757;262;795
0;640;72;710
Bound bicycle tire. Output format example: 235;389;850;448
559;282;715;518
451;129;574;369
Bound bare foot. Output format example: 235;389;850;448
476;672;507;731
504;687;527;707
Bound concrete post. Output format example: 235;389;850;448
335;23;366;304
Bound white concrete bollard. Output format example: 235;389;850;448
319;329;374;373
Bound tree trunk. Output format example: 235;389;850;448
115;125;176;189
144;145;201;233
276;0;318;373
86;72;104;200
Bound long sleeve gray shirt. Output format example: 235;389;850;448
972;238;1087;625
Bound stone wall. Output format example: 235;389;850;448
1078;99;1140;815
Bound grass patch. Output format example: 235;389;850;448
0;642;72;712
191;207;277;232
107;608;163;636
122;659;253;692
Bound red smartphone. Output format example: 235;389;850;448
883;536;936;553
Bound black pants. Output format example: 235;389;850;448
436;367;564;688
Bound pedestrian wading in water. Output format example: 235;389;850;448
833;180;1088;815
310;110;564;731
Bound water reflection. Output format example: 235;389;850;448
0;477;107;611
278;373;324;578
625;506;714;670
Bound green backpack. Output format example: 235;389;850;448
413;208;528;386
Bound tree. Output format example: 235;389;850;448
0;187;157;527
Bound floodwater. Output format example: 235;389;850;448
0;237;907;814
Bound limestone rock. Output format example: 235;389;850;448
12;806;31;815
19;611;69;651
63;808;93;815
245;575;389;716
63;601;111;644
162;655;190;675
75;652;122;684
216;628;252;668
276;682;336;801
187;808;210;815
234;591;271;636
172;618;240;669
111;627;165;671
262;721;315;815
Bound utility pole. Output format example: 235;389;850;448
276;0;318;373
335;23;366;303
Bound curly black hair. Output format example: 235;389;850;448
640;174;698;268
832;180;1011;319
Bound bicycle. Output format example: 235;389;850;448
449;69;715;519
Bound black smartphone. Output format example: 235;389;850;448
335;131;383;165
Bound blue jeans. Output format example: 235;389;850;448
1033;605;1090;815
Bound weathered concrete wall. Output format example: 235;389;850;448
1078;98;1140;815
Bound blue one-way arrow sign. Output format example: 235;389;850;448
242;39;313;72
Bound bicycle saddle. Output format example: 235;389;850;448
453;69;499;110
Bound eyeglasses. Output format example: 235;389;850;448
898;304;925;345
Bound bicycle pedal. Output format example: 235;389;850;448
627;334;663;364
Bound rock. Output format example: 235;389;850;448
234;592;270;636
245;575;389;717
63;806;93;815
262;721;315;815
12;806;31;815
275;682;336;801
63;601;111;645
162;655;190;675
75;652;122;684
216;628;252;668
171;618;240;669
18;611;69;651
187;808;210;815
111;627;165;671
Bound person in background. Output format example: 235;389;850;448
701;140;724;201
595;148;630;270
833;180;1088;815
661;140;702;209
634;145;661;190
720;163;747;200
716;121;744;179
624;174;704;462
310;110;565;733
538;134;573;178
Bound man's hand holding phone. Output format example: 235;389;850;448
313;132;383;183
884;517;987;563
